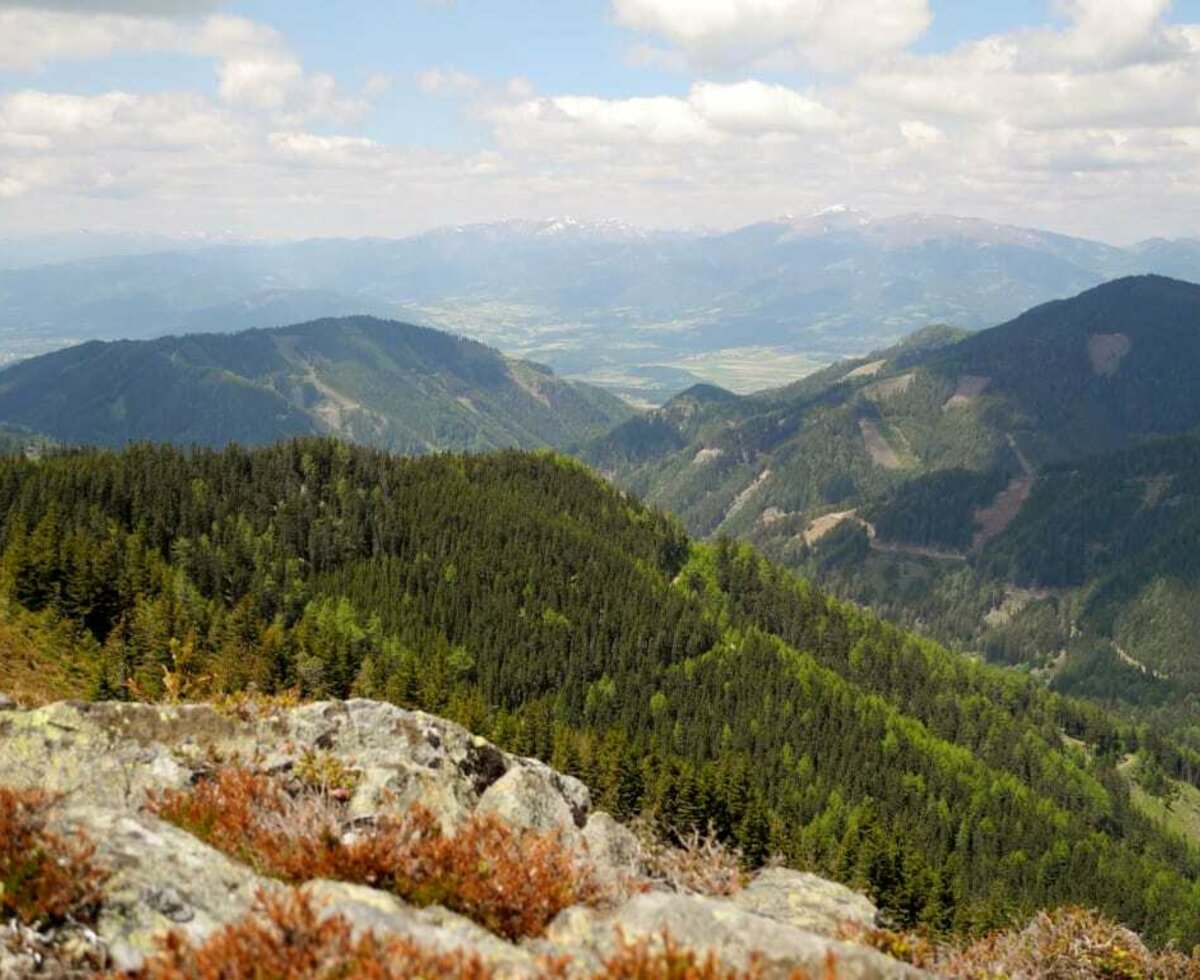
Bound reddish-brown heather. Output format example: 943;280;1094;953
0;784;108;927
147;765;601;940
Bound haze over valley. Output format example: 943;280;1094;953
5;209;1200;404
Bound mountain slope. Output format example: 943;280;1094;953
3;439;1200;945
0;316;632;452
582;276;1200;699
922;275;1200;460
4;215;1200;400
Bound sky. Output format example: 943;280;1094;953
3;0;1200;242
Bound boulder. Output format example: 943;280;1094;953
734;867;881;937
0;698;591;838
476;765;588;838
545;891;924;979
582;811;644;889
302;880;538;976
77;808;278;972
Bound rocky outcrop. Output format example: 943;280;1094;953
733;867;882;937
0;696;920;978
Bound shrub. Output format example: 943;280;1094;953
837;923;938;969
294;749;360;798
117;889;494;980
212;687;302;722
940;906;1200;979
631;817;745;897
0;785;107;927
148;765;600;940
391;805;601;940
118;893;808;980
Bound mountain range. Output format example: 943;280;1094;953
5;210;1200;402
583;275;1200;707
0;316;631;453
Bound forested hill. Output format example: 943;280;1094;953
4;439;1200;946
581;276;1200;705
923;274;1200;460
0;316;631;453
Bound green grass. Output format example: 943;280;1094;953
1123;757;1200;848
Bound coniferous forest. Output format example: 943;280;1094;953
3;439;1200;947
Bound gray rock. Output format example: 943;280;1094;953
0;697;923;977
0;693;16;711
302;880;537;976
0;701;229;810
476;765;588;839
545;892;925;980
0;698;593;838
76;809;278;972
734;867;881;937
582;811;643;887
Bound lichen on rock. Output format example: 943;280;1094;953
0;695;916;978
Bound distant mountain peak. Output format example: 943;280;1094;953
435;216;653;243
776;205;873;236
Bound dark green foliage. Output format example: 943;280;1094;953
928;275;1200;459
983;434;1200;593
812;520;870;573
868;468;1013;550
0;316;631;453
3;440;1200;946
980;599;1068;668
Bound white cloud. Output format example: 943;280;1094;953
1048;0;1175;67
268;131;383;168
416;67;480;96
611;0;932;70
3;1;1200;241
0;9;368;122
899;119;943;146
690;80;843;134
0;9;177;69
489;79;843;153
473;2;1200;241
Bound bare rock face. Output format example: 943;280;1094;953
85;810;275;971
543;893;920;979
732;867;882;937
0;698;589;832
300;881;538;976
0;696;919;978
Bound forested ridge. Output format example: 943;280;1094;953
3;439;1200;945
0;316;631;453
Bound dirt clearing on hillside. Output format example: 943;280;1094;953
973;475;1033;550
944;374;990;409
1088;332;1131;376
859;419;903;469
802;509;860;546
